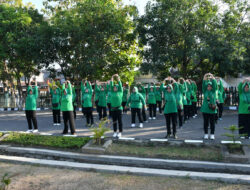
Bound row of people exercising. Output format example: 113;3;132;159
24;74;249;139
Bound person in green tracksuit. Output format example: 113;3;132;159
25;78;39;133
110;74;123;138
173;80;184;128
49;83;61;126
137;83;148;122
122;82;130;114
201;73;218;140
95;81;108;120
161;77;178;139
216;77;225;120
126;86;146;128
81;80;94;126
179;78;188;122
155;84;163;115
238;77;250;139
191;80;198;118
147;83;157;120
185;80;192;120
61;80;76;135
106;81;112;118
72;84;77;119
94;81;100;115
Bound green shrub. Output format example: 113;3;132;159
2;132;90;149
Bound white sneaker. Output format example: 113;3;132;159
240;136;245;139
139;123;143;128
57;123;61;126
117;133;122;138
26;130;32;133
210;135;215;140
113;132;118;138
204;134;209;139
192;116;196;118
219;118;222;121
131;123;136;128
145;120;149;123
53;123;57;126
33;129;39;133
149;117;152;120
153;117;156;120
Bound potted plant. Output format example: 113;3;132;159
90;119;111;145
82;118;112;154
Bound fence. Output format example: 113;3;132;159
0;87;239;109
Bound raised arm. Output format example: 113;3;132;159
202;79;207;93
211;78;218;93
86;81;93;94
67;81;72;95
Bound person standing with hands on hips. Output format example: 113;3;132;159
126;86;146;128
25;78;39;133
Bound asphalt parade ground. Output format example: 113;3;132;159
0;109;249;144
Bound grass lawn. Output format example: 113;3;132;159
0;132;3;137
1;132;90;149
106;143;224;162
0;162;248;190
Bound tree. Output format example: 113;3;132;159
0;3;48;101
44;0;141;84
137;0;249;81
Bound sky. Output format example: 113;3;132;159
22;0;149;15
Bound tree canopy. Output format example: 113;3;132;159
137;0;249;81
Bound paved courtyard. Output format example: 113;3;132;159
0;110;248;144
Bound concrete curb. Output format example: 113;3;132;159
0;154;249;184
82;139;112;154
0;145;250;174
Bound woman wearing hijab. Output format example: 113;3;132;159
137;83;148;123
147;83;157;120
25;78;39;133
48;80;61;126
201;73;218;140
155;84;163;115
161;77;178;139
238;77;250;139
61;80;76;135
191;80;198;118
81;80;94;127
110;74;123;138
173;80;184;128
126;86;146;128
122;82;130;114
216;77;225;120
95;81;108;120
